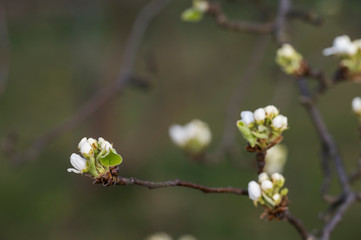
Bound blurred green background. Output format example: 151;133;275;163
1;0;361;239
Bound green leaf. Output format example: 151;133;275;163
251;131;268;139
181;8;203;22
237;120;257;147
99;150;123;167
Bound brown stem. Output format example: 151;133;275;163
115;176;248;196
284;210;313;240
256;151;266;174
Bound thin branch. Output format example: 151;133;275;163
320;193;356;240
296;78;351;194
284;210;313;240
115;176;248;195
5;0;172;165
274;0;291;44
206;3;274;34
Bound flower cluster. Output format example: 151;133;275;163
181;0;209;22
264;144;288;174
352;97;361;120
237;105;288;149
276;44;304;75
248;173;288;208
67;137;122;178
323;35;361;77
169;119;211;155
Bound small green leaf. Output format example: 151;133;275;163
181;8;203;22
99;150;123;167
237;120;257;147
251;131;268;139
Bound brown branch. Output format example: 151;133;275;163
320;193;356;240
274;0;291;44
4;0;173;165
206;3;274;34
283;210;313;240
296;78;351;194
115;176;248;196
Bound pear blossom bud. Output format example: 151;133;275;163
272;115;288;130
87;138;97;148
258;172;269;182
323;35;357;56
248;181;261;201
272;172;285;186
241;111;255;126
80;141;93;156
193;0;209;12
352;97;361;115
185;119;212;146
261;180;273;191
67;153;87;174
264;105;279;118
272;193;281;204
169;125;188;147
254;108;266;122
264;144;288;174
98;137;113;152
78;137;87;149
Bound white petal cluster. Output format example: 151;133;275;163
98;137;113;152
276;44;303;74
78;137;97;156
323;35;358;56
264;144;288;174
352;97;361;115
248;172;288;208
277;44;298;58
264;105;279;118
169;119;211;149
248;181;262;201
272;115;288;130
254;108;266;122
67;153;87;174
240;111;255;126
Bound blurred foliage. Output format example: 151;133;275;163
1;0;361;239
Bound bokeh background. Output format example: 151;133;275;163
1;0;361;239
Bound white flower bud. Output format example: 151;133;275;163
78;137;87;149
87;138;97;147
271;173;285;187
169;125;188;147
193;0;209;12
264;145;288;174
248;181;261;201
352;97;361;115
261;180;273;191
323;35;357;56
258;172;269;183
254;108;266;122
272;115;288;130
240;111;255;126
98;137;113;152
264;105;279;118
80;142;93;156
186;119;212;146
278;44;297;58
67;153;87;174
272;193;281;203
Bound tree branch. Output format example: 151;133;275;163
284;210;313;240
115;176;248;195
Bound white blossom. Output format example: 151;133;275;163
277;44;297;58
261;180;273;191
78;137;87;149
272;115;288;130
240;111;255;126
248;181;261;201
258;172;269;183
352;97;361;115
323;35;357;56
264;145;288;174
272;173;285;183
67;153;87;174
264;105;279;118
169;119;211;149
272;193;281;202
254;108;266;122
80;141;93;155
98;137;113;152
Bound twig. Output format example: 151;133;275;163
320;193;356;240
296;78;350;194
206;3;274;34
5;0;173;165
283;210;313;240
274;0;291;45
115;176;248;195
348;157;361;184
